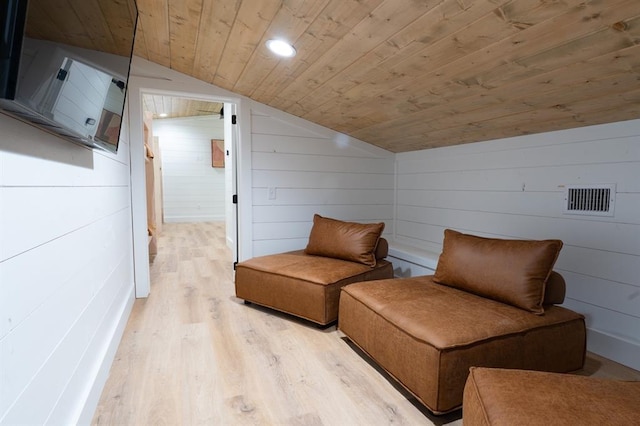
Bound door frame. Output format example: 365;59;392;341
127;64;252;298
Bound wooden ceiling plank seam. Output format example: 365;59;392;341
452;2;640;88
386;99;640;152
167;0;204;75
136;0;171;67
192;0;242;84
133;15;150;59
396;89;640;151
364;78;640;151
287;0;515;118
449;0;640;89
212;0;285;90
343;0;639;138
400;72;640;137
267;0;429;111
97;0;138;56
258;0;448;103
513;15;640;71
249;0;386;104
384;20;638;132
267;0;439;111
302;0;632;131
141;0;171;68
456;67;640;125
297;0;538;124
233;0;332;97
324;29;636;135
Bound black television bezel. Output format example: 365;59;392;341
0;0;27;100
0;0;137;154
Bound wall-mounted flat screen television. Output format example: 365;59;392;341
0;0;138;153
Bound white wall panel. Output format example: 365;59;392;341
399;136;640;174
253;205;394;224
557;247;639;287
1;217;131;423
397;162;639;193
253;134;380;157
248;104;394;258
251;114;324;138
252;188;394;206
154;116;225;222
396;205;640;255
396;190;640;224
252;221;313;241
1;186;130;260
252;238;310;257
0;112;134;424
561;271;639;318
253;170;394;190
394;119;640;370
252;152;394;173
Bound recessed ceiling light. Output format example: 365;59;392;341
159;113;168;118
266;39;296;58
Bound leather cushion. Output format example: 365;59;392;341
305;214;384;267
463;367;640;425
433;229;563;314
342;276;583;349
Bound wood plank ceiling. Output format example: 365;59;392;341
142;95;223;119
38;0;640;152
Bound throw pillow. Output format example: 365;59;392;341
433;229;563;314
305;214;385;267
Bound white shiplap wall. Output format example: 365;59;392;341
249;103;395;257
394;119;640;370
0;113;135;423
154;115;226;222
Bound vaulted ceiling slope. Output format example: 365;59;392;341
78;0;640;152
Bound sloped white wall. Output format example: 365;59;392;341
0;113;134;424
249;103;395;257
153;115;226;222
394;119;640;370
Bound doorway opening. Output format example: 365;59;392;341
139;92;239;279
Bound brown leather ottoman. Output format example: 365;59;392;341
463;367;640;425
235;250;392;325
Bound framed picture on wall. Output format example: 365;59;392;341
211;139;225;168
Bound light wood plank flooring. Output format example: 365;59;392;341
93;222;640;425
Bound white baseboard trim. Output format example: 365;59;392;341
387;241;439;277
77;284;135;425
587;328;640;371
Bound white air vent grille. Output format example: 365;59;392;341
563;184;616;216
